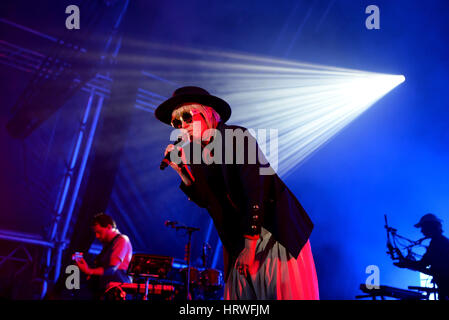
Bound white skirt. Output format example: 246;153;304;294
224;228;319;300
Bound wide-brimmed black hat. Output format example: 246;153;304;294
155;86;231;125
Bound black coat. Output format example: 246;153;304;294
179;122;313;275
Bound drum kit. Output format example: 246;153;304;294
180;266;223;287
104;221;224;300
178;266;224;300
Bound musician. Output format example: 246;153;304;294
74;213;133;298
394;213;449;299
155;86;319;300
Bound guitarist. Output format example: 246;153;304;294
394;213;449;300
74;213;133;299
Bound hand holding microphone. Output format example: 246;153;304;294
161;137;184;170
161;137;195;186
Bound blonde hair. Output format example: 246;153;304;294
172;103;221;129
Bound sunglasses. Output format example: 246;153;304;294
171;110;202;129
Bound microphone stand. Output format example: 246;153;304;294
181;225;200;300
166;221;200;300
385;214;402;260
185;227;195;300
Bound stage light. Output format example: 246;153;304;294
134;42;405;177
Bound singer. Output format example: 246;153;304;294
155;86;319;300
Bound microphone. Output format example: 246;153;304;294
160;137;186;170
164;220;178;228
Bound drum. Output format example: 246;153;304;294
180;267;200;284
200;269;223;287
